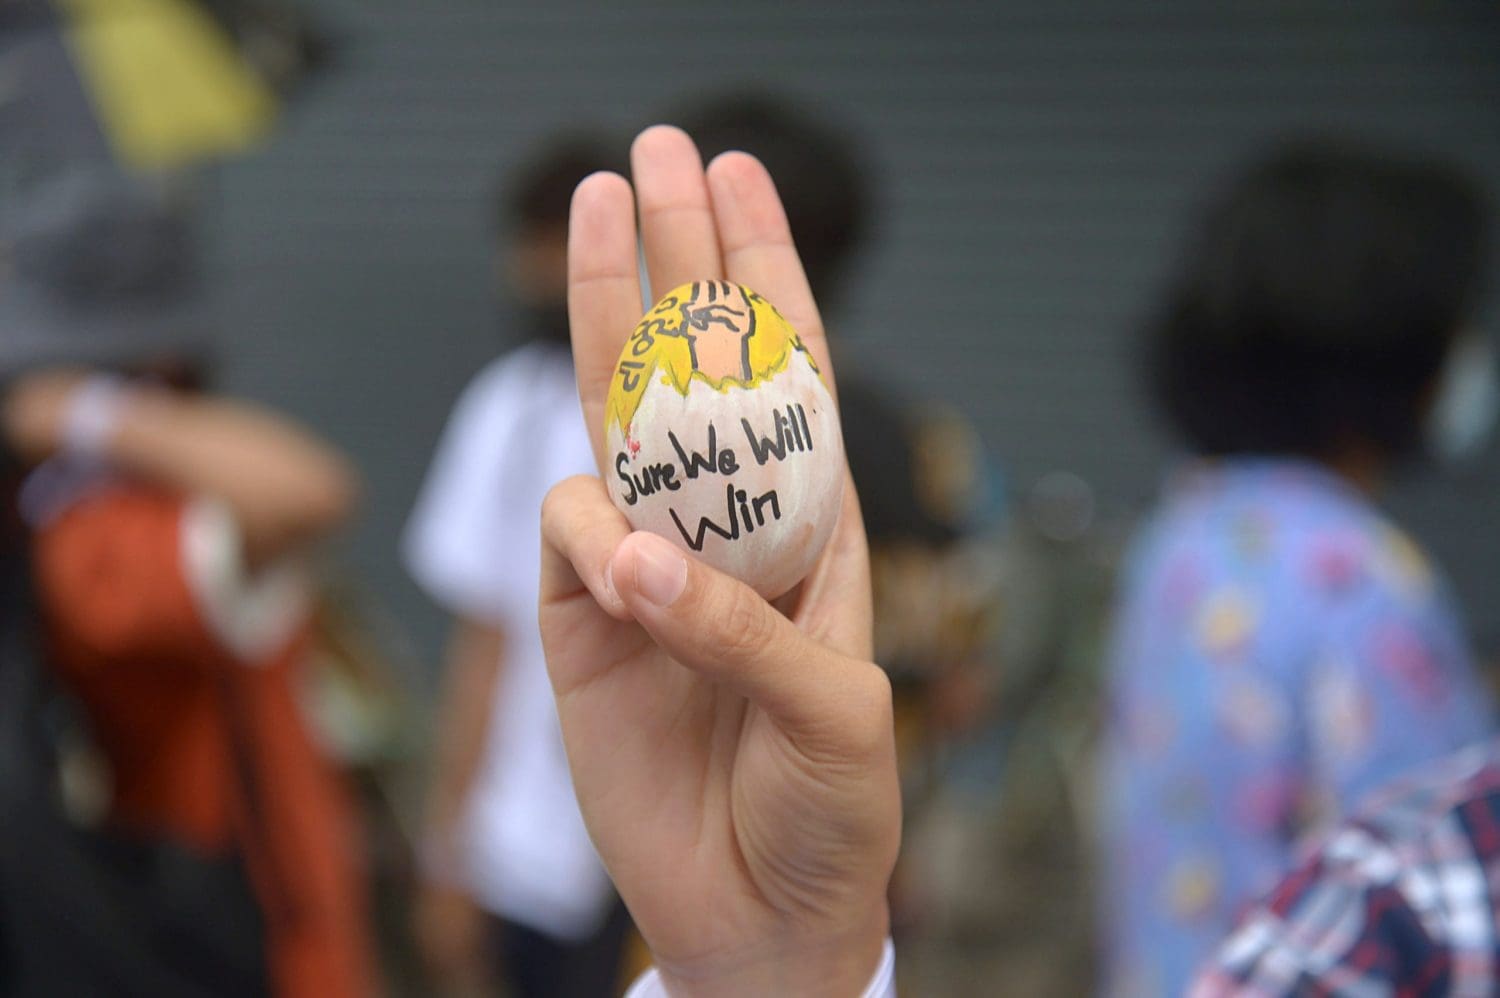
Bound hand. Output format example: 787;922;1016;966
679;279;756;382
539;126;901;997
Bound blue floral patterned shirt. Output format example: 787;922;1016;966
1100;459;1494;997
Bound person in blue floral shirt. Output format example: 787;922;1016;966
1100;139;1496;997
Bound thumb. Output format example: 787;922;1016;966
609;530;890;747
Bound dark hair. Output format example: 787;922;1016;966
1147;138;1490;461
670;92;872;306
496;134;622;236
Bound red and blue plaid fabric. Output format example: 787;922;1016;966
1193;740;1500;996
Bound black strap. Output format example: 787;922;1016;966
211;652;301;930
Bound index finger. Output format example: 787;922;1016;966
632;125;724;301
568;170;642;469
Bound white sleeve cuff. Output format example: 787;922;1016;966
624;938;896;998
62;374;133;458
179;497;311;663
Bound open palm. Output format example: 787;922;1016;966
539;126;899;997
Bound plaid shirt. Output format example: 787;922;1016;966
1193;739;1500;997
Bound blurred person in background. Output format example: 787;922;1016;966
1100;139;1496;996
679;81;1000;948
0;167;371;995
668;93;870;324
402;134;631;997
668;92;994;714
666;92;966;594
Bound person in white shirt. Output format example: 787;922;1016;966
404;134;631;997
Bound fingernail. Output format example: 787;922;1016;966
602;560;620;607
632;534;687;607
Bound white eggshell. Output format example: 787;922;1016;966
603;281;843;598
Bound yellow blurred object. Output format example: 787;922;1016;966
58;0;276;169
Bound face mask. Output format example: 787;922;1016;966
1425;334;1499;464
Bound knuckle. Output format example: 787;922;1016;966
539;494;571;551
542;477;606;540
714;585;775;662
549;474;597;506
539;486;565;535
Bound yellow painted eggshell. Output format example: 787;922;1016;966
604;280;844;598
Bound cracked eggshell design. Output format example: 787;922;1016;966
604;280;844;599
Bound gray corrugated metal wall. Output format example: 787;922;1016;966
211;0;1500;667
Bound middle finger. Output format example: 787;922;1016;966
632;125;724;299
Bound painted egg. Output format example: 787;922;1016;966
604;280;844;598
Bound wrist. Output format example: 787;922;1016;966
655;902;890;998
1;371;138;463
1;377;66;462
